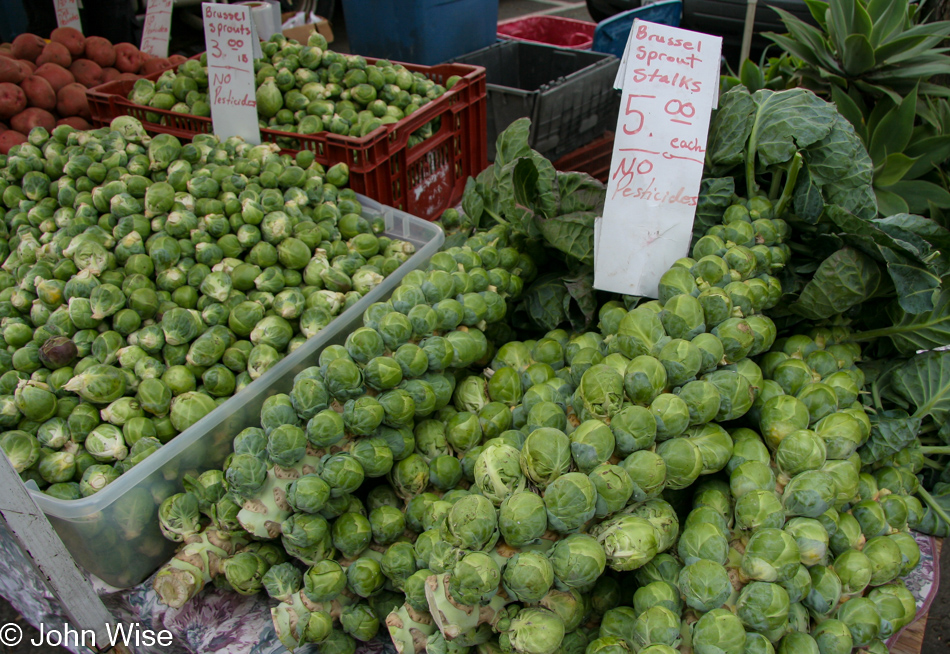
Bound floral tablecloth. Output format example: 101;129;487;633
0;517;938;654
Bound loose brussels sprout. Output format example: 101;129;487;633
741;527;801;583
691;608;746;654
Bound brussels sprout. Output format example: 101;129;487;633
633;580;682;617
474;443;525;505
656;437;703;490
610;404;657;457
544;472;598;533
520;427;571;489
85;424;129;462
589;464;634;518
776;633;819;654
548;533;606;592
785;517;829;566
499;490;547;548
736;581;790;633
591;514;659;572
811;619;854;654
760;395;811;450
677;520;729;566
502;550;554;603
169;391;217;432
650;393;690;441
691;608;747;654
79;464;120;496
742;527;801;583
502;607;564;654
678;558;732;612
441;493;498;551
836;597;881;647
783;470;836;518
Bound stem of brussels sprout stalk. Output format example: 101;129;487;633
921;456;944;469
921;446;950;455
773;153;802;218
917;486;950;528
768;168;784;201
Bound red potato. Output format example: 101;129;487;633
0;57;30;84
142;58;173;75
50;27;85;58
116;73;138;82
20;76;56;111
56;83;90;119
101;67;122;83
0;130;28;154
0;122;6;131
11;34;46;62
56;116;92;130
36;42;72;69
33;63;74;93
168;54;187;67
69;59;103;88
113;43;144;74
10;108;56;134
0;82;27;120
21;61;35;73
83;36;115;68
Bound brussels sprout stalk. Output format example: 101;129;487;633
152;529;249;608
386;604;437;654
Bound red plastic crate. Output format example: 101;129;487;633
497;16;596;50
553;131;614;182
87;58;487;222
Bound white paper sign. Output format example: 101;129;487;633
202;3;261;145
141;0;174;58
55;0;83;32
594;20;722;298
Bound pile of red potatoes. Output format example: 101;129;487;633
0;27;186;152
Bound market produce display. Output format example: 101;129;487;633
0;29;174;152
136;99;950;654
126;32;457;149
0;115;419;499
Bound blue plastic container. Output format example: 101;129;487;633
341;0;499;65
592;0;683;59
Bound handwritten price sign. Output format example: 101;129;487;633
594;21;722;298
202;3;261;144
141;0;174;58
55;0;82;32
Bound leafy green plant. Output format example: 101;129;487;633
764;0;950;215
767;0;950;99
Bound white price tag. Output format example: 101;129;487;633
141;0;174;58
54;0;83;32
202;3;261;145
594;20;722;298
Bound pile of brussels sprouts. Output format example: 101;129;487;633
0;116;418;499
127;31;457;149
144;189;928;654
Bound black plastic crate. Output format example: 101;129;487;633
450;40;620;161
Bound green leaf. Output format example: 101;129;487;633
535;211;596;266
875;286;950;354
843;34;876;76
851;0;873;39
460;177;484;227
912;484;950;537
875;186;910;215
903;135;950;180
888;180;950;213
801;116;876;219
519;268;598;332
494;118;532;170
693;177;735;242
875;214;950;253
830;84;868;143
827;205;931;263
858;409;922;465
791;247;882;320
706;86;756;173
556;172;605;215
881;247;941;314
827;0;856;55
869;84;917;162
885;350;950;423
749;88;838;168
740;60;765;92
803;0;830;30
792;164;825;224
869;0;908;47
873;152;918;187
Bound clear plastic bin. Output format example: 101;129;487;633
30;196;444;588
